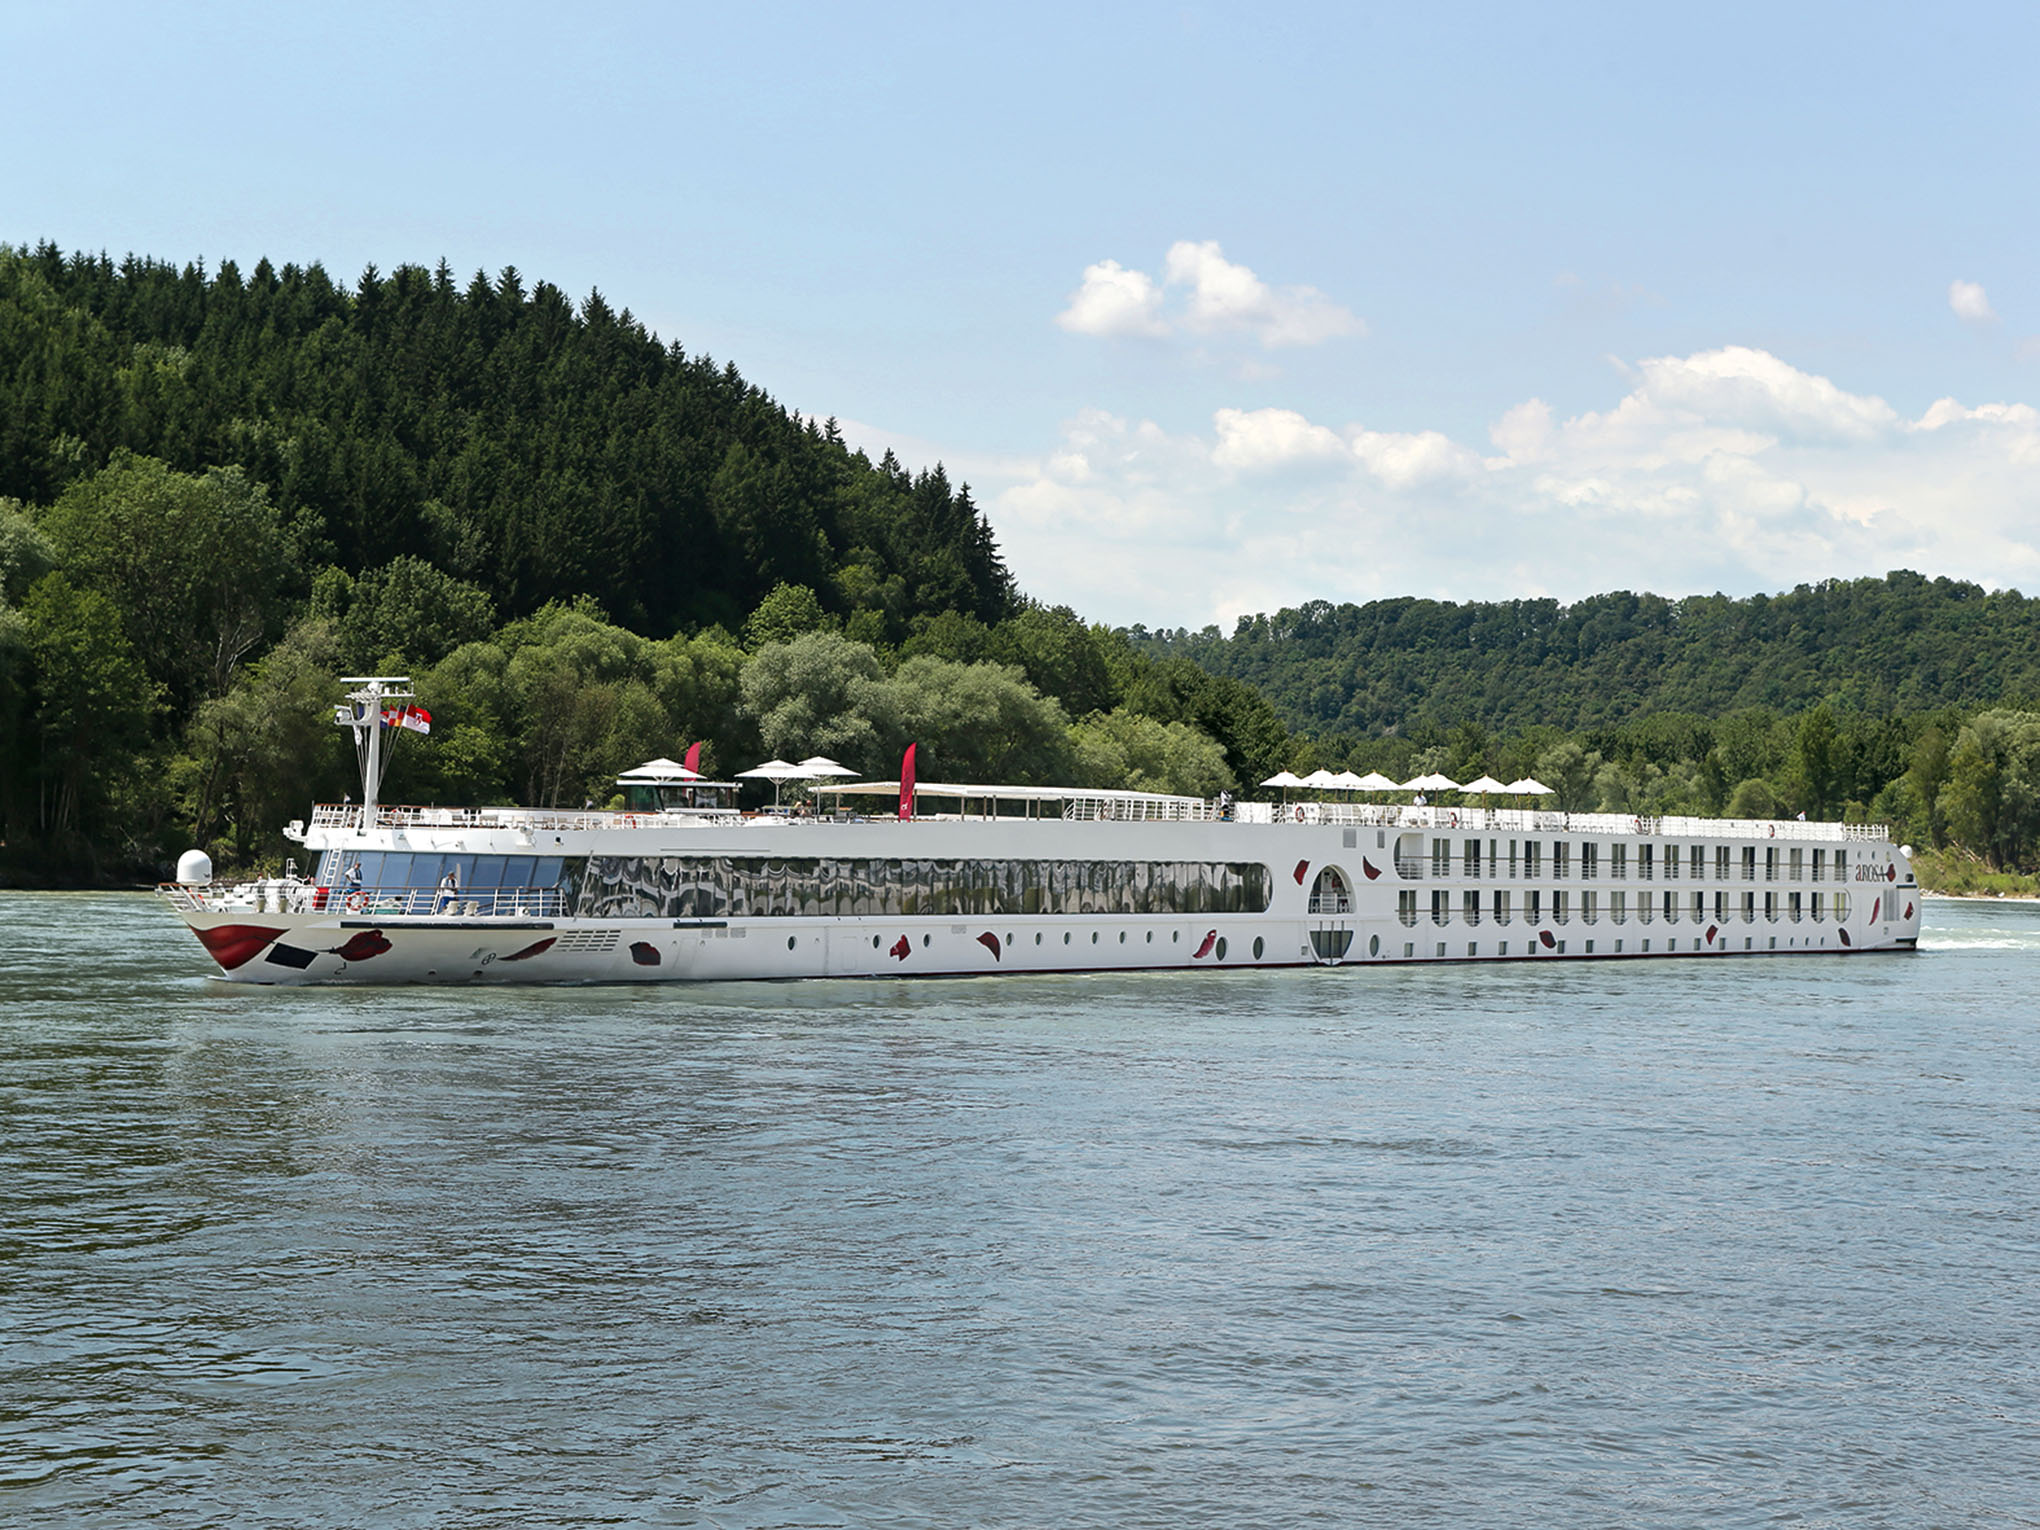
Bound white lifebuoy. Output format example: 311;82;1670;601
1292;804;1306;823
1767;824;1775;839
1448;811;1459;829
345;890;366;913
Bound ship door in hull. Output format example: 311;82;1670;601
1307;865;1354;963
1309;926;1355;963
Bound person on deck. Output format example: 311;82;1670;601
435;867;459;914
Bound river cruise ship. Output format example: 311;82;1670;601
160;679;1922;984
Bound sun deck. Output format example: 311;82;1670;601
297;793;1890;842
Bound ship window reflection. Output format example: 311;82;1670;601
576;855;1274;920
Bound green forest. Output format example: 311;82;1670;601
3;241;2039;891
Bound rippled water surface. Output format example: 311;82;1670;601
5;893;2040;1527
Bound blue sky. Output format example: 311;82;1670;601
7;2;2037;628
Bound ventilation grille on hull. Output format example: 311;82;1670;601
553;928;622;953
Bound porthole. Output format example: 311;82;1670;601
1145;930;1153;943
1252;936;1264;960
872;935;881;948
1091;931;1099;944
1035;932;1042;945
1119;931;1126;944
1063;932;1071;945
1172;930;1180;943
1369;934;1380;957
1215;937;1229;961
922;934;930;947
787;936;796;950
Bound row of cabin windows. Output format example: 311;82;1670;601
1423;839;1851;882
1398;888;1855;927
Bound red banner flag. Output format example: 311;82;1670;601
899;743;917;820
683;741;702;775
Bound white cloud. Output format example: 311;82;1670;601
1056;259;1170;339
978;346;2040;628
1950;279;1996;323
1163;240;1364;348
1349;428;1483;488
1211;407;1346;470
1055;241;1363;349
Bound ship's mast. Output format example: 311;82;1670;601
338;675;413;821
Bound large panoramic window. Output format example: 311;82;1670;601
319;850;565;892
577;855;1273;920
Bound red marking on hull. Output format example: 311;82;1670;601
1840;927;1853;947
328;930;392;962
976;932;1001;961
501;937;557;962
1361;858;1381;880
1905;901;1914;921
1887;864;1897;882
1293;860;1310;885
889;936;911;961
630;941;661;966
1191;930;1218;959
1538;929;1556;949
1705;924;1719;944
1870;896;1881;924
194;923;285;971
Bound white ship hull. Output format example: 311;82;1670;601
163;801;1922;986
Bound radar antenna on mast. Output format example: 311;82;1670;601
334;676;416;820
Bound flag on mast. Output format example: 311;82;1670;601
898;742;916;820
683;741;702;775
381;705;433;734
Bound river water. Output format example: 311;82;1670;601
3;892;2038;1527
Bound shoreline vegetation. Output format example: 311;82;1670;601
5;242;2040;891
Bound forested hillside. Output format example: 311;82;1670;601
4;240;2040;889
1129;578;2040;737
0;243;1281;883
0;242;1010;635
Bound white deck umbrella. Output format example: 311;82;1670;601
1460;774;1509;794
1503;777;1554;796
1330;770;1369;791
795;756;859;778
1260;770;1305;788
1401;772;1461;793
617;756;703;783
1351;771;1401;791
737;758;807;807
1299;768;1342;790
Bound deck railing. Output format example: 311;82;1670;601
160;882;567;918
